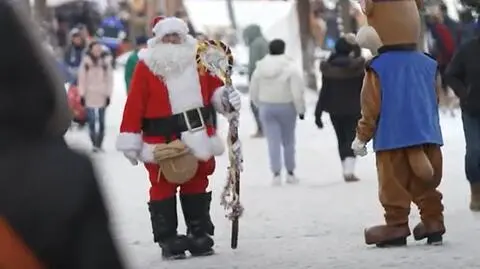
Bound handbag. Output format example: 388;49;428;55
153;139;198;184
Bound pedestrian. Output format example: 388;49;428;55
124;35;148;92
425;5;456;115
115;16;241;259
0;1;124;268
315;34;365;182
243;24;269;138
249;39;305;185
63;28;86;84
445;24;480;211
78;41;114;152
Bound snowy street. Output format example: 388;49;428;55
65;69;480;269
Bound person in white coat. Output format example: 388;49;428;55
249;39;306;185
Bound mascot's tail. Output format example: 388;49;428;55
406;147;434;181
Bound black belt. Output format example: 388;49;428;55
142;105;214;137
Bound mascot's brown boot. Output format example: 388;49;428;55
364;224;411;247
469;183;480;212
412;222;445;245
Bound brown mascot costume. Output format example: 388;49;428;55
352;0;446;247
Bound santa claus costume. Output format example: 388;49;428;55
115;16;241;259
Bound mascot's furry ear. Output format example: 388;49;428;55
359;0;374;15
415;0;424;9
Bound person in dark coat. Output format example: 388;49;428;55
63;28;86;84
243;24;269;138
315;34;365;182
445;22;480;212
0;2;125;268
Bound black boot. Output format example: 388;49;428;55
148;197;188;260
180;192;215;256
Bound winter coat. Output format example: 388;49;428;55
315;54;365;118
124;49;140;92
0;136;125;269
445;37;480;114
242;24;269;80
64;43;85;69
0;1;124;268
249;54;306;115
78;53;114;108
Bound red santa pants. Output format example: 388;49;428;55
144;158;216;201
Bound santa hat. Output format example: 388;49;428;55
150;16;189;38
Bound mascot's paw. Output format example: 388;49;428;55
123;150;139;166
351;137;368;157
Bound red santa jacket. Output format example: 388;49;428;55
116;59;227;162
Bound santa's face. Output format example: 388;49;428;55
161;33;182;44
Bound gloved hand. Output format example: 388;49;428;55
351;137;368;157
228;89;241;111
123;150;139;166
315;118;324;129
105;97;110;107
299;114;305;120
80;97;86;107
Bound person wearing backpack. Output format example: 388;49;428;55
78;41;114;152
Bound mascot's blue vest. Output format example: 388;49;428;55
369;50;443;151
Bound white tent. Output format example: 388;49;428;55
184;0;303;72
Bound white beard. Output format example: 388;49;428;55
139;35;198;79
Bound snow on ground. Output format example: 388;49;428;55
65;69;480;269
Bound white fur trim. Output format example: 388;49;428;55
139;143;155;163
138;137;224;164
146;38;157;48
211;86;227;114
210;135;225;156
152;17;189;39
116;133;143;152
356;25;382;55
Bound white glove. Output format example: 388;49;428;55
351;137;368;157
123;150;139;166
228;89;241;111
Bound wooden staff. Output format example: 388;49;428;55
196;40;244;249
